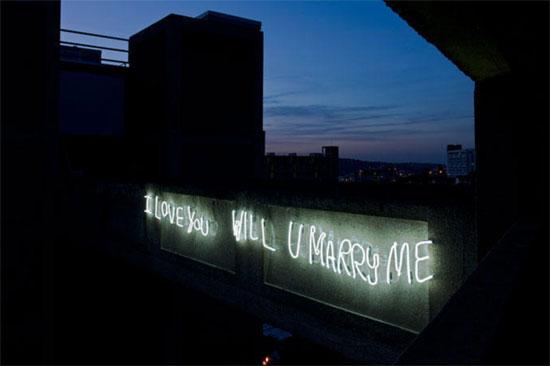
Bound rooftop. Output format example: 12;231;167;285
196;10;262;30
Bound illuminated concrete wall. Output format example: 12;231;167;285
64;180;475;361
264;205;430;332
141;186;444;332
145;191;237;273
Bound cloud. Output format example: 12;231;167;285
264;103;473;143
264;104;397;119
262;100;473;164
263;91;308;105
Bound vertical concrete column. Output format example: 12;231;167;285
234;195;266;295
474;72;549;257
1;0;60;363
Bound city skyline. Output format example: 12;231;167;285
61;1;475;164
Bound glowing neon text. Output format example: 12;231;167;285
144;195;212;237
287;222;433;285
232;210;276;251
144;196;434;285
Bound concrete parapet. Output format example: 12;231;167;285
62;179;476;363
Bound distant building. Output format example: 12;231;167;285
266;146;339;183
447;145;476;177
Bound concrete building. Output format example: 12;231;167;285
58;11;265;184
265;146;339;183
446;144;476;177
127;11;265;184
59;43;127;178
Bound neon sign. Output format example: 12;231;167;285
232;210;276;252
144;195;212;236
144;195;433;286
144;192;434;331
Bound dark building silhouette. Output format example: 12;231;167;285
127;11;264;184
265;146;339;182
58;11;264;184
59;49;127;177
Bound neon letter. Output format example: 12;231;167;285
309;226;325;266
154;196;161;220
415;240;434;283
365;246;380;285
193;217;201;231
161;201;169;217
144;195;153;214
287;221;303;259
337;239;353;277
249;214;259;241
325;240;336;272
386;242;412;284
167;204;176;224
261;219;276;252
351;243;367;281
176;207;184;227
232;210;246;241
187;206;195;233
200;217;209;236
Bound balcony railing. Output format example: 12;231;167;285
60;28;129;67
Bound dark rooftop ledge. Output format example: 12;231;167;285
196;10;262;30
150;180;472;215
130;11;262;44
60;59;129;77
72;176;476;227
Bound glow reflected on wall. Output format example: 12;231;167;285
286;222;432;287
143;191;434;332
145;192;234;273
262;204;432;332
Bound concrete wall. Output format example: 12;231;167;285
63;179;476;363
475;72;549;257
59;69;125;136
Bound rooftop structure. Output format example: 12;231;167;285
265;146;339;182
196;10;262;30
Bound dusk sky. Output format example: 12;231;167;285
61;1;475;164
